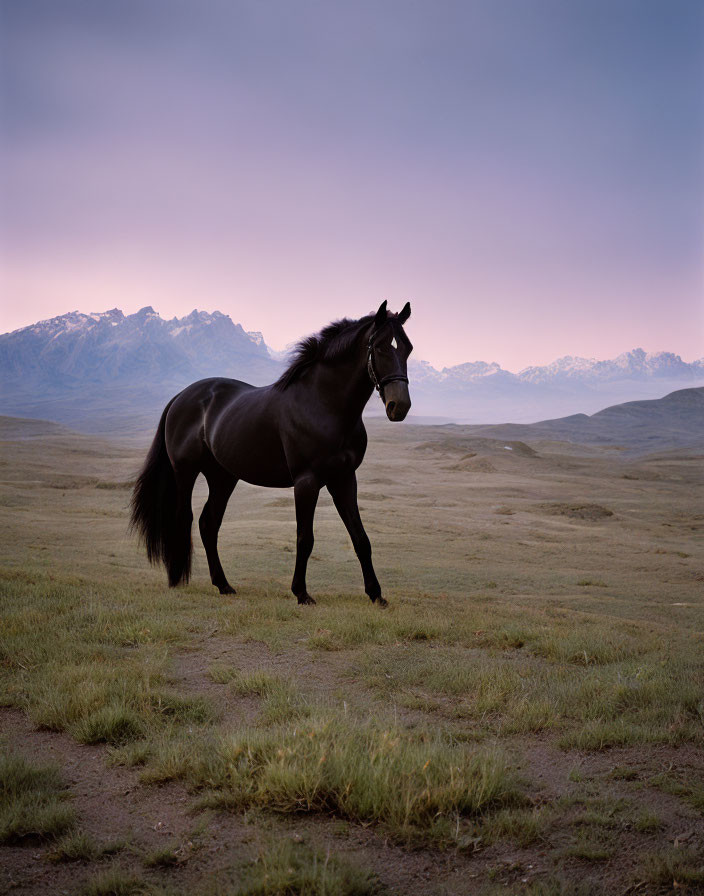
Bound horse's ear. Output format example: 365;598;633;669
398;301;411;324
374;300;388;329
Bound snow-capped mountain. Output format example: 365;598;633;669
406;349;703;422
410;359;513;384
0;307;702;429
518;349;703;385
0;306;278;388
410;349;704;388
0;307;281;431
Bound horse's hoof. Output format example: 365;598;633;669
297;593;316;605
375;596;389;608
218;584;236;595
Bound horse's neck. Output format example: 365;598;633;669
306;351;375;423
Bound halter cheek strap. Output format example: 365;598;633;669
367;333;409;402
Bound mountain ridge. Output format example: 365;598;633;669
1;307;702;430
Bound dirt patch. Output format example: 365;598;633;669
265;496;293;507
538;502;614;521
449;457;497;473
0;708;200;896
95;479;135;490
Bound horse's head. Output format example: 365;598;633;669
368;301;413;422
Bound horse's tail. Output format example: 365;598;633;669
129;396;192;587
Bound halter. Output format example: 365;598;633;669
367;331;409;402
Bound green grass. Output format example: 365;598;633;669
359;643;703;746
81;866;149;896
632;810;661;832
562;829;614;862
236;841;384;896
228;670;284;696
2;419;703;894
480;805;552;846
0;573;213;745
143;844;181;868
639;847;704;886
47;830;126;862
140;714;520;844
224;671;312;724
0;752;76;843
648;771;704;814
482;879;600;896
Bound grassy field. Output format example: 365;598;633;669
0;414;703;894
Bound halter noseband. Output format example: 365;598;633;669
367;331;409;402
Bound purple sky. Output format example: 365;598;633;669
1;0;703;370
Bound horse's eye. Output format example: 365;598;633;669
391;336;397;350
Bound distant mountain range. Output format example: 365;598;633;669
1;307;702;431
0;306;277;387
411;348;703;387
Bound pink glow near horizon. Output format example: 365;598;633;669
2;257;701;370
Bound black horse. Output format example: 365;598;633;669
130;301;412;606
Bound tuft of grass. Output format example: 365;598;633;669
236;840;384;896
0;752;76;844
639;847;704;886
47;830;98;862
482;879;599;896
144;844;181;867
81;865;147;896
143;715;520;843
649;771;704;813
225;670;311;725
107;740;152;768
228;670;285;697
208;663;240;684
562;829;614;861
47;830;127;862
609;765;638;781
480;805;552;846
560;719;666;751
73;705;146;745
632;810;661;832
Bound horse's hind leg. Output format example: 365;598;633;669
199;463;237;595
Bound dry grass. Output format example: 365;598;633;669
0;752;76;844
235;841;385;895
137;715;520;844
1;415;703;894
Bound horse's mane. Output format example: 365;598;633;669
274;314;376;391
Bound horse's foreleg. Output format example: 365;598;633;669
291;473;320;605
199;469;237;595
328;473;385;607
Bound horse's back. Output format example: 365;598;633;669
164;378;256;469
165;377;291;486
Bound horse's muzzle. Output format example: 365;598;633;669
384;381;411;422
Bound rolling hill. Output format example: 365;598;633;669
460;386;704;454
